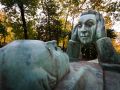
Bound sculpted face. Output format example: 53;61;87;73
77;14;97;44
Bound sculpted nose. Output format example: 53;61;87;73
80;25;87;33
82;31;87;35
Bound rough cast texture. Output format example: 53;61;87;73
55;61;103;90
66;40;81;61
96;37;120;64
66;10;107;61
0;40;70;90
104;71;120;90
55;61;120;90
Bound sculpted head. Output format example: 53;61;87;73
71;10;106;44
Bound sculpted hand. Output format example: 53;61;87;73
96;14;107;40
71;25;79;41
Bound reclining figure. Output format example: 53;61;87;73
0;40;69;90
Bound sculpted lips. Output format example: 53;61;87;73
80;33;89;37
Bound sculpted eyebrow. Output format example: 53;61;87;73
86;19;95;24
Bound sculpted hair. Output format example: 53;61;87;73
80;10;104;23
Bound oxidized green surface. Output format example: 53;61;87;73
0;10;120;90
67;10;106;61
55;61;103;90
0;40;69;90
96;37;120;64
67;10;120;63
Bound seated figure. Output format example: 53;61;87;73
67;10;120;64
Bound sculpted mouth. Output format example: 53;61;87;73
80;36;88;37
80;33;89;37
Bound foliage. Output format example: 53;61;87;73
107;29;117;39
0;23;7;43
0;0;120;59
1;0;40;39
112;39;120;54
0;11;13;46
37;0;69;45
0;23;6;35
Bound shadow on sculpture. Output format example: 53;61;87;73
0;10;120;90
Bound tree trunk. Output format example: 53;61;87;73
18;3;28;39
71;16;75;30
3;36;5;44
48;15;51;41
62;10;69;50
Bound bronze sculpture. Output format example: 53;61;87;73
67;10;120;64
0;10;120;90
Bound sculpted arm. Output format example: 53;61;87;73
66;26;82;61
95;13;120;64
95;13;106;40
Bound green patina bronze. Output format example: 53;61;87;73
0;40;69;90
67;10;120;64
0;10;120;90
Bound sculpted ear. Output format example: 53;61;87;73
96;14;107;40
71;25;79;41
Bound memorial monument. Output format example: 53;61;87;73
0;10;120;90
